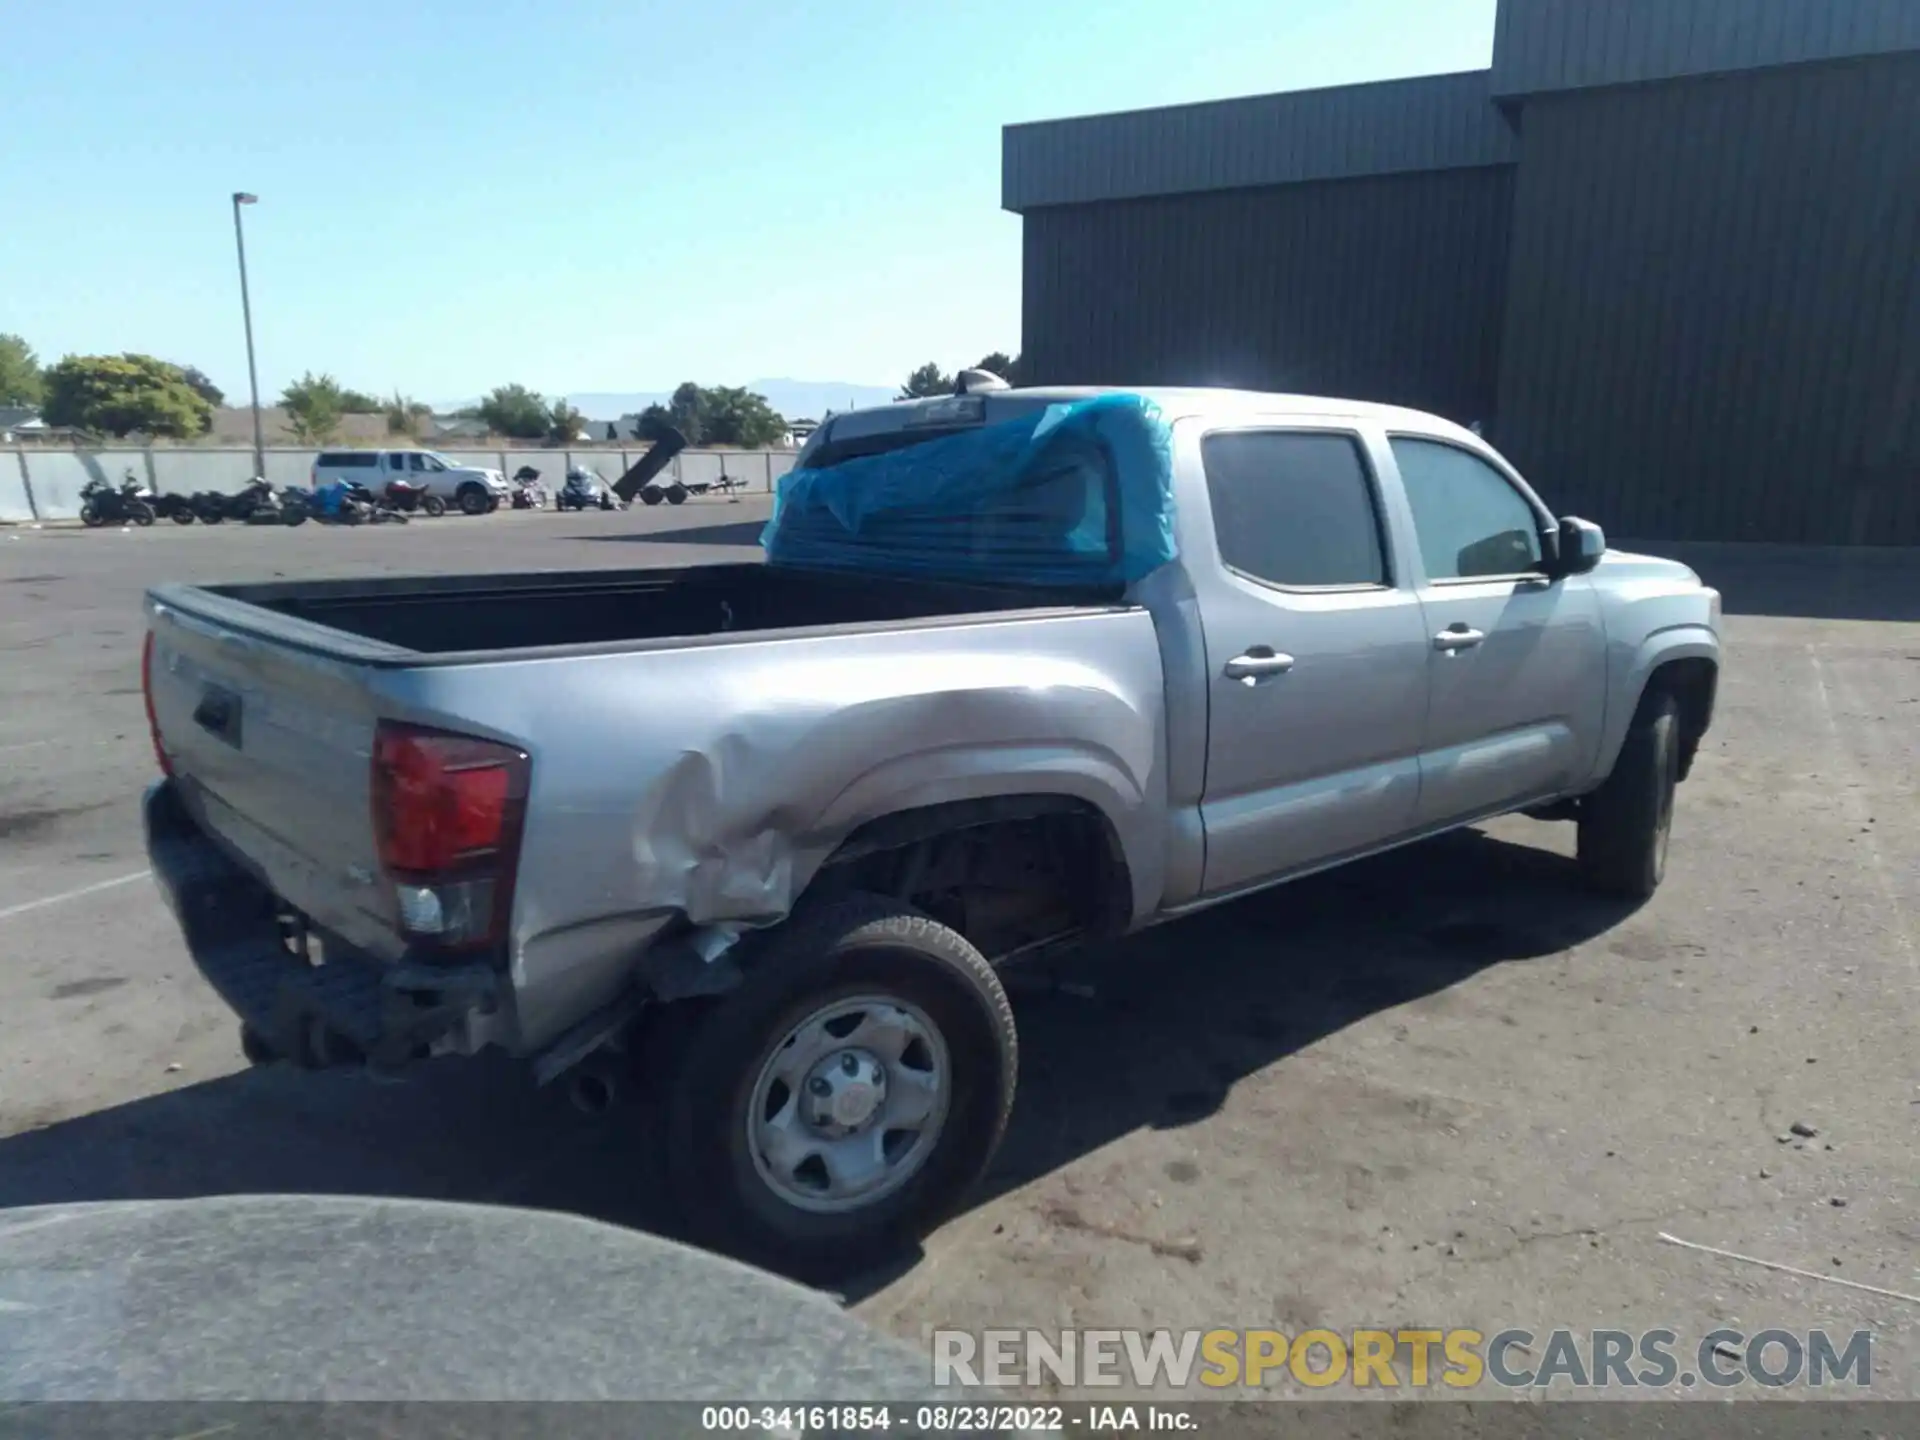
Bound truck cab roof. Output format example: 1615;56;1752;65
801;385;1477;470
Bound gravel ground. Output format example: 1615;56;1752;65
1;508;1916;1402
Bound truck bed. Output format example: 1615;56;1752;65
193;562;1123;657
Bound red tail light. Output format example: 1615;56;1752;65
141;631;174;777
371;722;530;952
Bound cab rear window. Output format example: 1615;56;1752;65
800;425;978;470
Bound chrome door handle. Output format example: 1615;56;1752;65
1224;648;1296;682
1433;626;1486;651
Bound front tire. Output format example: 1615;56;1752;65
80;501;107;527
1577;691;1681;900
423;495;446;517
458;485;489;516
666;894;1016;1281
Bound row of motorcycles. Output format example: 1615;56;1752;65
81;474;315;527
514;464;749;511
80;472;443;528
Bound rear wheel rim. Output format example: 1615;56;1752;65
746;993;951;1216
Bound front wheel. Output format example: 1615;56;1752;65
458;486;490;516
666;894;1016;1281
1577;691;1681;900
422;495;446;517
170;506;196;525
80;501;107;528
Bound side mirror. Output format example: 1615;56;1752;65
1555;516;1606;577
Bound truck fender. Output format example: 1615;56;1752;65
1594;625;1719;784
802;743;1166;927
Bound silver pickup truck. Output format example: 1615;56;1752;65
141;384;1720;1275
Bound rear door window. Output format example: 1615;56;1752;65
1201;431;1388;589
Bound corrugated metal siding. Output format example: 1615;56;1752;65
1491;0;1920;97
1493;53;1920;545
1021;167;1515;427
1003;71;1516;212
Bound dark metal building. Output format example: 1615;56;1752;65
1004;0;1920;545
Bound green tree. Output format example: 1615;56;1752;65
338;387;383;414
178;365;225;409
701;385;788;447
384;390;431;436
898;362;951;399
280;371;345;444
668;381;707;442
0;334;44;407
547;398;587;443
634;402;680;443
40;353;212;438
479;383;549;439
974;351;1021;384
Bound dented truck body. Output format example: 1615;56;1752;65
140;386;1720;1264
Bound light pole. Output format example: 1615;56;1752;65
231;192;265;478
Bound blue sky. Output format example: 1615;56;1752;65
0;0;1496;405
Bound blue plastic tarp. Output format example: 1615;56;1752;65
313;478;358;518
760;392;1177;587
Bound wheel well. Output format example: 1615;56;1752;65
457;479;486;493
1645;657;1717;780
803;796;1133;960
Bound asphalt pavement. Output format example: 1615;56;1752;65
1;505;1916;1402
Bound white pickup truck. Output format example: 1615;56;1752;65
142;384;1721;1276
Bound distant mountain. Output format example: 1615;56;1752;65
564;379;897;424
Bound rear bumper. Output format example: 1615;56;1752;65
143;780;500;1072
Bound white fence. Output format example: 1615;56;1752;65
0;446;798;523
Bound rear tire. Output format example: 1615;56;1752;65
1577;691;1681;900
640;486;663;506
170;507;196;525
666;894;1016;1281
666;483;689;505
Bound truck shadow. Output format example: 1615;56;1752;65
0;827;1634;1296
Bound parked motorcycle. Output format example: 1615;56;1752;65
149;491;201;524
202;478;307;526
79;475;155;527
383;477;446;517
557;466;620;511
509;465;550;510
314;479;406;525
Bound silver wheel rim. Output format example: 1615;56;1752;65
746;994;951;1215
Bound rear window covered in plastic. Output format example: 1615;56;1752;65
763;393;1177;589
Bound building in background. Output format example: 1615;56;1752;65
1004;0;1920;545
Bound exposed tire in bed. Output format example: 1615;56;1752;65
1577;690;1680;901
666;894;1016;1281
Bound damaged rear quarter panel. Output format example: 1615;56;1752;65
377;608;1168;1051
